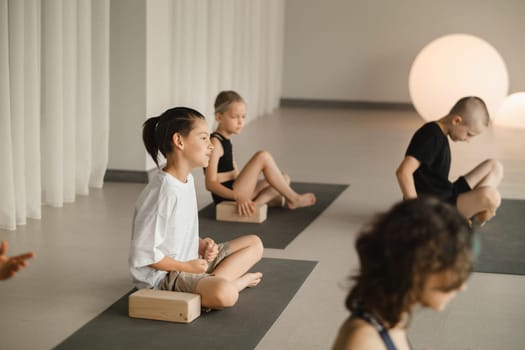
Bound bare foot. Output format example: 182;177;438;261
287;193;316;210
234;272;263;292
474;209;494;227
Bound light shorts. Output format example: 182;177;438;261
157;242;230;293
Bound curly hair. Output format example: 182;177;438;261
345;196;474;328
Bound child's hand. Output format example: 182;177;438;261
185;259;209;274
204;240;219;262
0;241;35;281
237;199;256;216
199;238;218;262
199;237;212;256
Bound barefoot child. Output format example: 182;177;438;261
333;197;475;350
129;107;263;309
205;90;316;216
396;96;503;225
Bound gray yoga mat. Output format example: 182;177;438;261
54;258;317;350
474;199;525;275
199;182;349;249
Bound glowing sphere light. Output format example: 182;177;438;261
494;92;525;129
409;34;508;121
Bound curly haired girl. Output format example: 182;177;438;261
333;196;476;350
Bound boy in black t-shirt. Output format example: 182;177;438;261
396;96;503;225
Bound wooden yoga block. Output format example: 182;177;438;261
216;201;267;223
129;289;201;323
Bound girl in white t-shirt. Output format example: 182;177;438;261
129;107;263;309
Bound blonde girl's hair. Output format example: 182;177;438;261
214;90;245;114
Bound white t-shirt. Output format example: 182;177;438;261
129;171;199;289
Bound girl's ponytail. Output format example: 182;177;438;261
142;107;205;168
142;116;162;168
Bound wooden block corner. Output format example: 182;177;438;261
129;289;201;323
216;201;267;223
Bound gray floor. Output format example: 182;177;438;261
1;106;524;350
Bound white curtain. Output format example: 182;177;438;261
167;0;284;126
0;0;109;230
1;0;282;229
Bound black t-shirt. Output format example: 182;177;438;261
405;122;453;199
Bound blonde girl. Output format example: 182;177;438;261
205;91;316;216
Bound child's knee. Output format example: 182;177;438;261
254;150;272;163
247;234;264;258
492;159;504;179
485;158;504;179
480;186;501;209
214;281;239;308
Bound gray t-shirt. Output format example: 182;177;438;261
129;171;199;289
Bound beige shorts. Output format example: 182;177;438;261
157;242;230;293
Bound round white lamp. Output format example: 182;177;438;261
409;34;509;121
494;92;525;129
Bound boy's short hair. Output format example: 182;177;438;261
449;96;490;126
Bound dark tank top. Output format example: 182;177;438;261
352;309;412;350
206;132;235;204
211;132;234;173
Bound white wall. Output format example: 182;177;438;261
109;0;174;172
109;0;146;171
108;0;285;173
145;0;173;170
282;0;525;103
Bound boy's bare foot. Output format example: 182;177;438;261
234;272;263;291
287;193;316;210
473;209;494;227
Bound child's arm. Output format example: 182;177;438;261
205;138;236;199
149;256;208;274
396;156;420;199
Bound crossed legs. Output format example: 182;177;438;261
195;235;263;309
233;150;316;209
251;174;290;207
457;159;503;224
